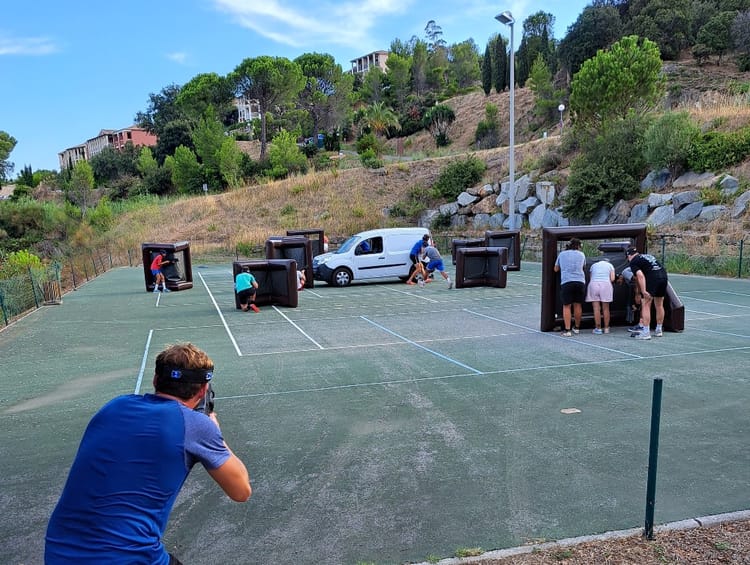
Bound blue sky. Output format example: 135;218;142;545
1;0;589;174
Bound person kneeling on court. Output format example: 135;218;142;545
45;343;252;565
236;266;260;313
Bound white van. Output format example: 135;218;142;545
312;227;429;286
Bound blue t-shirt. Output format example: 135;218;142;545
45;394;229;564
410;240;425;256
235;272;257;292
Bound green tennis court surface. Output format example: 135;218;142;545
1;263;748;564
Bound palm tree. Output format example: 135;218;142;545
358;102;401;138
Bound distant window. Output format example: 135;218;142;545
127;132;132;139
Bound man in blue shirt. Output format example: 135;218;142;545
45;343;251;564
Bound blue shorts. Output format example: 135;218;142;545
427;259;444;272
151;269;162;276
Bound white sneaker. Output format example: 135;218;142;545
634;332;652;340
153;287;159;293
163;288;171;293
447;280;453;289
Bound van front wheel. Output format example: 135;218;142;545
331;267;352;287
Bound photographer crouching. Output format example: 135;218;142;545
45;343;251;564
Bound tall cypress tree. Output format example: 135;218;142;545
482;44;493;95
493;35;508;94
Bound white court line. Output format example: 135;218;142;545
691;327;750;339
218;344;750;400
684;296;750;309
386;286;439;302
465;308;643;358
361;316;483;374
134;329;154;394
198;272;242;357
272;305;324;349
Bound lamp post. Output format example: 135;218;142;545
496;10;515;230
558;103;565;135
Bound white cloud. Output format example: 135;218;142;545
166;51;188;64
0;35;58;56
211;0;412;49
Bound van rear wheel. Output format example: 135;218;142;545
331;267;352;287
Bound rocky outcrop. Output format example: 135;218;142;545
417;169;747;231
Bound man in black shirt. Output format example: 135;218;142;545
626;247;668;340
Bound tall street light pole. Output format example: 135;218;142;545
558;103;565;135
496;10;515;230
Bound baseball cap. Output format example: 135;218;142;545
626;247;638;256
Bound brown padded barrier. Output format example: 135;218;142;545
286;229;326;257
265;236;314;289
451;238;485;265
484;230;521;271
455;247;508;288
540;224;684;332
232;260;298;309
141;241;193;292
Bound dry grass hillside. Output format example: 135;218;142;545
109;58;750;257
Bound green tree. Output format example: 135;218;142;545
268;129;308;179
481;43;493;95
67;160;95;215
527;53;566;125
492;34;508;94
358;101;401;138
359;67;387;105
423;104;456;147
697;12;736;64
626;0;691;60
516;12;556;87
135;84;184;137
176;72;235;125
385;52;412;110
136;146;158;177
732;10;750;70
449;39;481;90
570;35;664;133
295;53;353;141
170;145;202;194
230;56;305;160
1;131;18;184
411;39;429;96
218;137;244;188
558;5;623;79
153;120;193;165
192;106;225;189
17;164;35;188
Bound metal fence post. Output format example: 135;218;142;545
644;378;663;540
27;267;40;309
0;292;8;326
739;240;744;279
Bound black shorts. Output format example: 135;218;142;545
646;277;668;298
409;253;419;265
237;288;256;303
561;281;585;305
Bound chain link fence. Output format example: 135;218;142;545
2;233;746;327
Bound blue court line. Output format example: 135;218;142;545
360;315;482;374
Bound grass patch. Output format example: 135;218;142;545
454;547;483;558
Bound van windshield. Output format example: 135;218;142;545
335;236;359;254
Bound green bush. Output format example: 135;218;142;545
355;133;383;156
687;128;750;172
643;112;700;177
432;156;486;200
269;130;308;178
564;115;646;220
359;148;383;169
0;249;43;278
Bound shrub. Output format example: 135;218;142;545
564;115;647;220
0;249;43;278
687;128;750;172
269;129;308;178
643;112;700;178
432;156;486;200
359;148;383;169
355;133;383;156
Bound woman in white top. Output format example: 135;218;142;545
585;259;615;334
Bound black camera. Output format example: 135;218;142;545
195;383;215;415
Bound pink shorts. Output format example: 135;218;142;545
586;281;613;303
